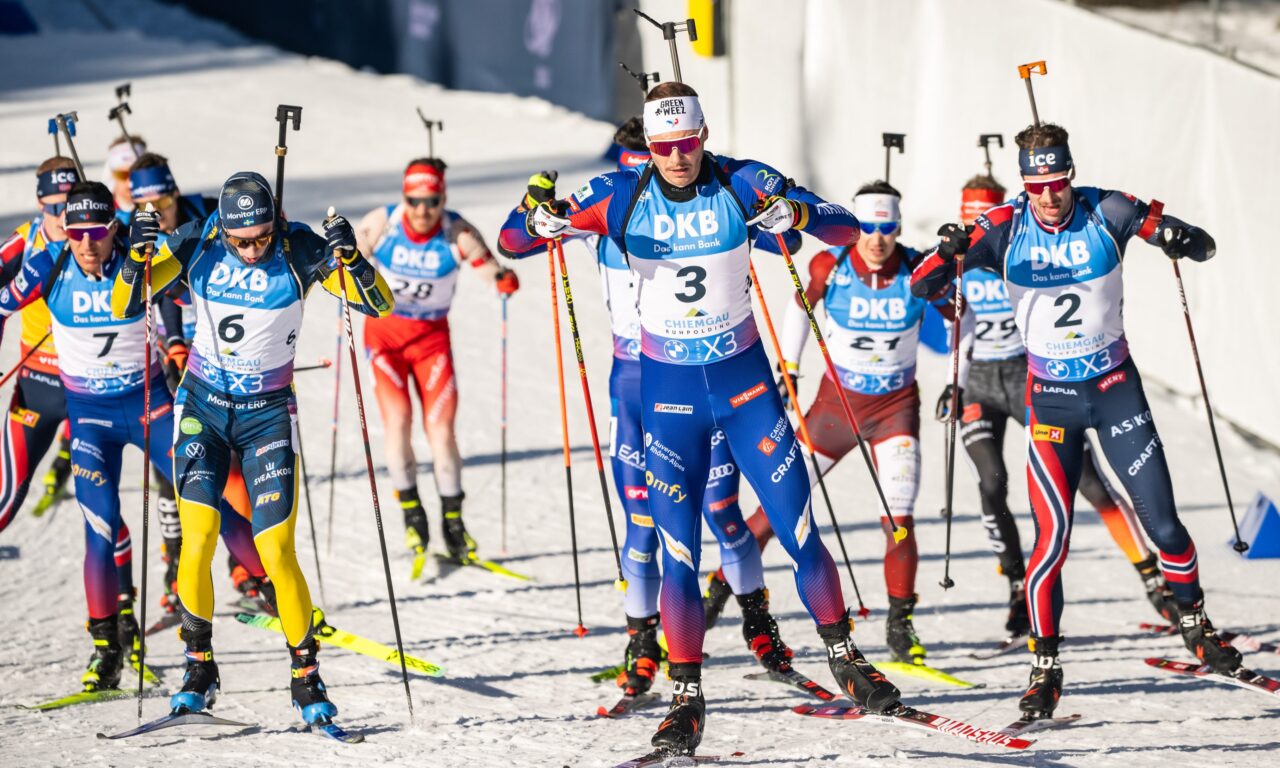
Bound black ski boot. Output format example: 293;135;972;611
618;614;662;695
1018;635;1063;719
398;487;430;554
650;663;705;757
117;590;143;670
160;536;182;615
702;571;733;630
818;615;900;712
171;620;219;713
885;594;927;663
290;634;338;725
1134;554;1179;622
441;492;477;561
33;436;73;517
1005;579;1031;638
1177;599;1243;675
738;588;793;673
82;615;124;692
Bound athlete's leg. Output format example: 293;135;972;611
703;429;763;596
960;395;1026;580
172;387;233;624
66;412;126;620
370;348;418;494
114;524;134;597
1077;439;1152;563
0;373;65;532
610;360;660;618
872;431;921;600
415;346;462;498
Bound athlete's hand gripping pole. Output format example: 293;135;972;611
327;207;416;720
1169;251;1247;553
545;242;588;637
767;232;907;541
325;304;343;555
748;261;870;618
553;238;625;586
939;251;967;590
500;293;509;556
1018;61;1048;128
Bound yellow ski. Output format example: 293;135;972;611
235;611;444;678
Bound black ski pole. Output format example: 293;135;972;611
500;293;509;555
1018;61;1048;128
978;134;1004;179
325;303;342;555
135;202;157;720
634;9;697;83
882;133;905;184
108;101;142;157
618;62;660;93
939;251;967;590
53;113;85;178
415;109;442;158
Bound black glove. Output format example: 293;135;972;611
324;214;359;264
1161;226;1215;261
129;208;160;257
525;170;558;208
934;384;964;422
936;223;971;261
775;362;800;412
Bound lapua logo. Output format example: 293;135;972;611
72;290;112;314
210;262;268;291
653;210;719;239
846;297;906;321
1030;242;1091;270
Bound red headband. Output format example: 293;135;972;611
404;163;444;195
960;187;1003;222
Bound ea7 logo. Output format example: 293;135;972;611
255;491;282;505
1110;410;1152;437
72;290;112;314
653;211;719;239
1030;242;1091;270
1031;424;1065;443
209;262;269;291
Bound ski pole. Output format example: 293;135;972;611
939;254;966;589
500;293;509;555
53;113;85;178
552;238;624;584
325;303;342;555
634;9;697;84
47;118;60;156
294;358;334;374
546;242;587;637
293;417;326;605
978;134;1004;179
0;332;51;389
1018;61;1048;128
415;109;442;158
618;62;660;93
135;203;156;721
747;261;869;618
767;228;906;541
1169;256;1246;553
882;133;905;184
115;82;131;104
327;206;415;720
108;101;142;157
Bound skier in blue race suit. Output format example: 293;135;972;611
499;81;902;756
910;121;1243;720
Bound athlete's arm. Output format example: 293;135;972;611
779;248;838;366
910;205;1012;298
111;216;196;318
301;224;394;318
354;205;390;262
1098;189;1215;262
0;246;54;334
497;171;634;257
0;224;32;288
726;158;859;247
451;213;502;279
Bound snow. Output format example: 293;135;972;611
3;3;1280;766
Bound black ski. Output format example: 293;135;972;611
1146;658;1280;698
597;691;661;718
970;636;1024;660
97;711;253;740
743;668;839;701
795;704;1034;750
612;750;745;767
145;611;183;636
307;717;365;743
999;712;1082;736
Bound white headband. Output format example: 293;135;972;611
853;193;901;223
106;140;144;171
643;96;705;138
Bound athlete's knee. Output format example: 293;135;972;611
977;466;1009;505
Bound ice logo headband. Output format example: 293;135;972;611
1018;144;1073;176
643;96;705;138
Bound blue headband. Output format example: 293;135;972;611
1018;144;1073;176
130;164;177;199
36;167;79;198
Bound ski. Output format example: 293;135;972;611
794;704;1034;750
1145;658;1280;698
230;595;277;616
307;718;365;743
235;612;444;678
970;636;1024;660
97;710;253;740
1138;623;1280;655
876;660;985;689
597;691;661;718
743;668;840;701
129;658;161;686
19;688;132;711
612;750;745;767
433;552;532;582
410;550;427;581
146;611;183;636
999;713;1083;736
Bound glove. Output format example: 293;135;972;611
934;384;964;422
935;223;971;261
1161;226;1215;261
129;208;160;259
775;361;800;412
524;170;558;209
164;341;189;386
495;268;520;295
748;195;801;234
525;200;571;240
324;214;360;264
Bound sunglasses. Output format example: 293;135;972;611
1023;177;1071;196
225;230;276;250
41;201;67;215
67;225;114;241
405;196;442;209
859;221;899;236
135;195;177;211
111;169;131;181
647;134;702;157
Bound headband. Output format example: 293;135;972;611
1018;144;1073;176
960;187;1004;222
36;167;79;198
106;141;144;172
643;96;705;139
404;163;445;195
853;193;901;223
65;187;116;225
130;164;177;200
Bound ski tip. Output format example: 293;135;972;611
574;624;589;638
892;527;909;543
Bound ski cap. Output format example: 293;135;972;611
218;171;275;229
961;187;1004;223
853;193;900;224
36;166;79;198
1018;144;1072;177
404;162;444;196
130;163;177;200
106;140;144;173
643;96;704;138
64;182;116;225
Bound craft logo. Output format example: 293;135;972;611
237;194;254;211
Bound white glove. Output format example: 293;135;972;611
527;202;572;240
747;195;800;234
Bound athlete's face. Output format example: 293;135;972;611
65;221;117;277
38;193;68;241
403;189;444;234
1023;173;1072;224
224;221;275;265
856;224;899;267
649;127;706;188
135;192;180;233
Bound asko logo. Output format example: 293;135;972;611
1097;370;1127;392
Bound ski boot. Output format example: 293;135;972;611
1134;554;1179;622
818;614;900;712
398;487;430;555
885;594;927;664
702;571;733;630
1177;599;1243;675
1019;634;1063;719
617;614;662;695
82;615;124;692
290;634;338;725
1005;579;1031;638
171;621;219;713
739;588;793;673
160;536;182;615
230;556;275;614
650;663;705;757
117;590;143;670
32;437;73;517
441;493;477;562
